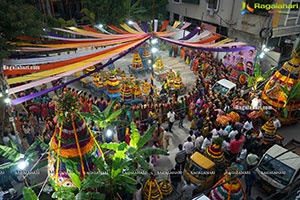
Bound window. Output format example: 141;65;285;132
173;13;180;21
182;0;200;5
258;154;296;186
173;0;180;3
207;0;219;11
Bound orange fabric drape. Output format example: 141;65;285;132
189;35;222;44
158;21;169;32
107;25;129;34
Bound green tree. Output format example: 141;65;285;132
82;0;129;25
80;98;129;135
247;59;273;91
0;0;45;59
80;8;95;26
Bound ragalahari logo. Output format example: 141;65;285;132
241;2;254;15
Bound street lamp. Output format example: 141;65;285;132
98;24;103;28
128;20;133;25
17;160;28;170
151;38;158;44
4;97;11;105
151;47;158;53
106;129;113;137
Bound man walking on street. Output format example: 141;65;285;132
167;109;176;133
175;144;186;172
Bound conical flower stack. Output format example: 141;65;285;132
262;46;300;124
132;52;144;70
143;176;163;200
48;90;103;190
205;141;225;165
120;80;133;102
210;164;246;200
154;58;164;72
142;49;151;59
159;179;173;196
262;117;277;143
142;79;151;95
174;71;182;89
133;80;142;99
106;70;120;94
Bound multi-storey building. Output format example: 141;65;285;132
167;0;300;63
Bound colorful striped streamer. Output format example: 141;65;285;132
8;38;148;94
120;24;142;34
7;37;147;85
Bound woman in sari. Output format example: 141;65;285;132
188;101;196;121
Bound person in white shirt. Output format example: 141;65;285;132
195;135;204;152
273;117;281;129
2;132;11;146
211;128;219;139
228;128;239;141
167;109;176;133
218;126;228;137
201;133;212;151
243;119;254;132
133;183;142;200
182;179;196;200
222;138;230;150
183;137;194;158
189;130;196;143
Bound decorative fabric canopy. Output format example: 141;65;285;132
4;21;254;106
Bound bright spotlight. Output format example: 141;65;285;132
148;60;152;64
259;52;265;58
262;44;266;49
4;98;11;104
106;129;113;137
17;160;28;170
151;39;158;44
0;92;2;97
153;64;157;68
99;24;103;28
5;89;8;93
263;48;270;52
128;20;133;25
151;47;158;53
43;28;46;31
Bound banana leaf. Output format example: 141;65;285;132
86;192;105;200
115;174;136;185
138;148;167;157
130;122;140;148
137;125;156;149
80;112;102;122
23;187;38;200
91;104;105;120
9;140;19;151
0;144;22;162
103;98;119;118
32;159;48;171
135;155;150;170
0;162;16;170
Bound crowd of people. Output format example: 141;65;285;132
1;46;280;200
